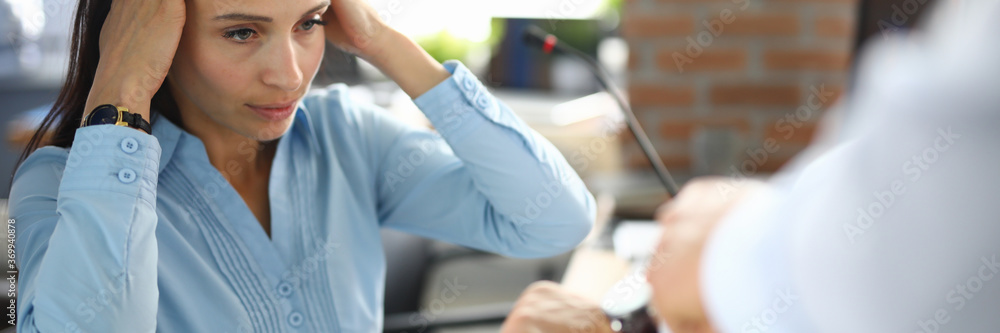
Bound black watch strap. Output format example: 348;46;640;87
606;306;658;333
84;104;152;134
121;111;152;134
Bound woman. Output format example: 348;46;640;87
8;0;596;331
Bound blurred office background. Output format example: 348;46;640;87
0;0;867;208
0;0;934;331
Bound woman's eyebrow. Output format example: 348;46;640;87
214;13;272;22
214;2;330;23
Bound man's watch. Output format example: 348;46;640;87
605;304;658;333
603;277;659;332
82;104;151;134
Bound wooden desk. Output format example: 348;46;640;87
560;194;633;302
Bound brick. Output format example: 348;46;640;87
727;138;806;174
764;49;850;71
618;129;636;145
763;120;819;144
629;83;696;108
825;85;845;105
803;84;845;108
710;84;800;106
657;48;746;73
771;0;856;3
756;151;802;172
656;0;731;3
815;16;854;38
621;14;695;37
724;14;799;36
658;117;751;140
628;50;640;70
625;148;691;169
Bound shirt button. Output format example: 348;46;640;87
287;311;304;327
276;282;293;297
462;75;476;92
120;137;139;154
476;94;492;110
117;168;137;184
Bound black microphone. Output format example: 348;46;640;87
522;26;680;197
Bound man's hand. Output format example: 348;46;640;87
502;281;615;333
646;177;764;333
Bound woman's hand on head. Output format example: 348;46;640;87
321;0;388;60
321;0;449;99
84;0;187;121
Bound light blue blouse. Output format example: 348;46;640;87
10;61;595;332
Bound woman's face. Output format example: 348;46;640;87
167;0;330;141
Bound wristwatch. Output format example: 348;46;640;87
603;274;659;333
82;104;151;134
605;304;658;333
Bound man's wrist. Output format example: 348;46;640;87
597;313;620;333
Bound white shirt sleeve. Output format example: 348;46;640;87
700;1;1000;332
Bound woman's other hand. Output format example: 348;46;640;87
321;0;449;98
84;0;187;121
321;0;386;59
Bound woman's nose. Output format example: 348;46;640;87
261;37;304;92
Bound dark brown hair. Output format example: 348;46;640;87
12;0;183;176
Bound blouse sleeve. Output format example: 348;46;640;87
371;61;596;258
10;124;161;332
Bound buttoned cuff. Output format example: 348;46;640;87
59;125;161;206
414;61;535;143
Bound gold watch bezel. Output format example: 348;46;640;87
113;105;129;127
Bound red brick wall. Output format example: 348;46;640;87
620;0;855;178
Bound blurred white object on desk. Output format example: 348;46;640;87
612;221;662;261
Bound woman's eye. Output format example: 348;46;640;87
299;19;327;31
223;28;257;42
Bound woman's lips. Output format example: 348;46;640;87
247;101;297;121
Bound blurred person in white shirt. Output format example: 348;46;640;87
501;0;1000;332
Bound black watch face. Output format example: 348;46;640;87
87;106;120;125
